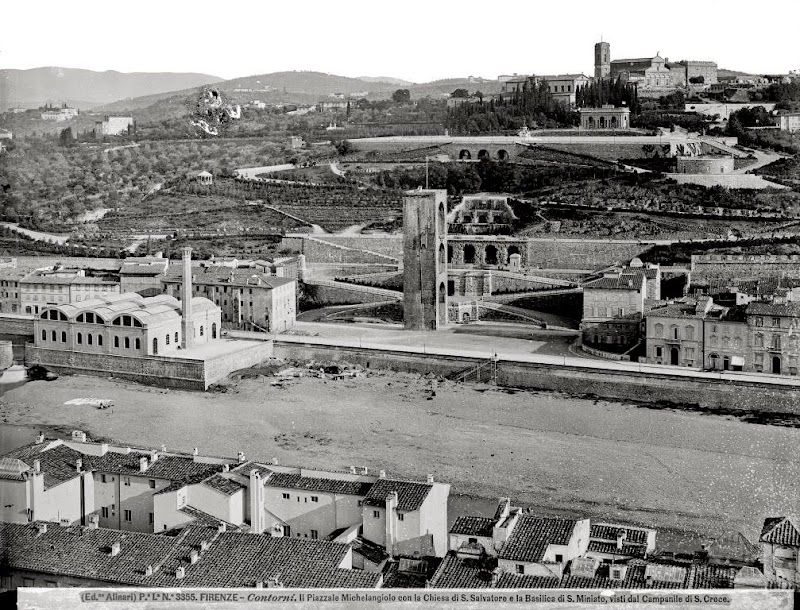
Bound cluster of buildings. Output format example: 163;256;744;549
0;433;795;590
580;253;800;376
0;254;297;334
39;102;80;122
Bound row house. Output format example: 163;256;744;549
20;269;120;315
645;298;800;374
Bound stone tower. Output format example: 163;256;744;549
594;41;611;80
403;189;448;330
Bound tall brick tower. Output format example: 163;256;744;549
595;41;611;80
181;247;195;349
403;189;448;330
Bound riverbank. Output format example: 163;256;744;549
1;368;796;551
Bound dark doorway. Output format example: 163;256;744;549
463;244;476;264
772;356;781;375
670;347;679;365
723;356;730;371
485;244;498;265
153;338;158;355
459;150;471;160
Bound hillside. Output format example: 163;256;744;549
717;68;758;79
221;71;402;96
357;76;415;86
0;67;223;110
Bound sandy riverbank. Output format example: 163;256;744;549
1;368;797;548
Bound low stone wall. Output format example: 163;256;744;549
0;314;35;336
525;241;648;270
301;283;397;308
25;340;273;390
581;343;631;362
273;341;800;414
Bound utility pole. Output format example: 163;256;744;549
425;156;429;189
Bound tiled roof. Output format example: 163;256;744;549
584;272;645;291
264;472;373;497
427;553;496;589
363;478;432;512
178;506;242;531
687;564;738;589
0;522;380;588
381;562;430;588
201;474;246;496
494;572;560;588
590;523;650;545
450;516;495;538
587;541;648;557
2;443;83;489
760;517;800;546
0;457;30;480
86;452;221;482
164;266;294;289
231;461;273;477
498;516;577;563
746;302;800;318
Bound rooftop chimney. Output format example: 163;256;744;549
193;447;199;456
379;470;386;478
88;515;99;529
36;433;45;444
76;458;83;472
218;523;227;534
181;247;195;349
33;459;41;473
161;445;167;452
222;464;229;472
150;450;158;463
36;523;48;535
238;452;246;463
427;474;434;484
271;458;278;465
362;466;368;475
175;566;185;579
145;565;154;577
139;457;149;473
110;541;121;556
189;550;199;564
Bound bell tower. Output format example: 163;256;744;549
595;40;611;80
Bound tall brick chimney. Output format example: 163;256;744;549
181;247;194;349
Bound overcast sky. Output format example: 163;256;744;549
3;0;798;82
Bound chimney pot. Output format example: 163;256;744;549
161;445;167;452
255;581;264;589
139;456;148;472
76;458;83;472
37;523;48;535
379;470;386;478
189;550;199;564
33;459;41;473
350;466;357;474
200;540;210;552
175;566;185;579
222;464;229;472
110;541;121;556
36;433;45;444
237;452;246;463
361;466;368;475
145;565;154;577
218;523;227;534
193;447;199;456
272;458;278;465
88;515;99;529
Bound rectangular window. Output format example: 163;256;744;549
22;578;35;587
149;513;154;525
310;529;319;540
124;510;132;522
101;474;107;483
123;476;130;486
655;346;663;358
373;510;380;519
772;317;780;327
282;493;290;500
555;554;564;563
516;565;524;574
101;507;109;518
397;513;404;521
148;480;156;489
311;496;319;503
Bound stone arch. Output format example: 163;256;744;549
438;242;446;267
459;149;472;160
610;116;618;128
599;116;607;128
464;244;476;264
478;214;488;224
438;202;446;235
497;149;509;161
485;244;498;265
507;245;520;257
708;353;720;370
588;117;595;128
477;149;490;160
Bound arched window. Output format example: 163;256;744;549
175;332;179;344
77;333;82;345
87;334;93;346
61;331;67;343
165;334;170;346
485;245;498;265
438;202;446;235
41;329;47;341
124;337;130;349
135;338;141;350
97;334;103;346
438;243;446;266
51;330;57;342
200;326;204;337
464;244;476;264
212;323;217;339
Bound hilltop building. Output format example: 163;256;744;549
96;116;134;136
775;112;800;133
594;41;716;89
539;74;590;106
